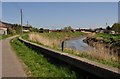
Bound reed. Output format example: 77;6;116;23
29;32;60;48
26;32;119;68
63;43;119;68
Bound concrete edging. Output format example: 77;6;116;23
18;37;120;79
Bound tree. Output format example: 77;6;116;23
64;26;73;31
39;28;44;33
106;26;111;30
111;23;120;33
30;27;39;32
7;27;16;34
13;24;22;34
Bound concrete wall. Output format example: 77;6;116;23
18;37;120;79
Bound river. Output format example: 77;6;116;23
64;36;93;52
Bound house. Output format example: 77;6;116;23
104;30;115;34
0;21;7;35
23;26;31;32
2;21;13;28
96;29;104;33
96;29;115;34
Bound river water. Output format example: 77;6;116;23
64;36;93;52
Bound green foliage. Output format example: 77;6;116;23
11;38;76;77
64;26;73;31
106;26;111;30
7;24;22;35
94;33;120;43
30;27;39;32
22;33;29;40
0;34;14;40
13;24;22;34
22;33;119;68
0;36;1;40
7;27;15;34
111;23;120;33
39;31;84;41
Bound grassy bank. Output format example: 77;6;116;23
11;38;76;77
83;33;120;68
22;32;119;69
0;34;14;40
38;32;84;40
25;32;84;48
63;48;119;68
94;33;120;43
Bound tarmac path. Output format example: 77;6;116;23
1;35;27;77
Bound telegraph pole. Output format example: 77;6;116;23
27;21;29;27
106;22;107;26
20;9;23;34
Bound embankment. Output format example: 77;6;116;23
85;37;120;56
18;37;120;79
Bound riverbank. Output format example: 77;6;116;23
84;33;120;68
19;37;120;79
85;33;120;56
22;32;120;68
23;32;84;48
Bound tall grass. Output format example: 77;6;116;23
23;32;119;68
63;47;119;68
29;33;60;48
28;32;84;48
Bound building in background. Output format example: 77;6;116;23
0;21;7;35
23;26;31;32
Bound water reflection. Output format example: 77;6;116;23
64;36;93;52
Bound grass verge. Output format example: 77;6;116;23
0;34;15;40
11;38;76;77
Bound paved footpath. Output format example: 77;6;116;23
1;35;27;77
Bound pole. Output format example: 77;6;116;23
20;9;23;34
27;21;28;27
61;41;64;52
106;22;107;27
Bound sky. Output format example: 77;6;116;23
2;2;118;29
2;0;120;2
118;2;120;23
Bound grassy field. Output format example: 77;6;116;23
11;38;77;77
